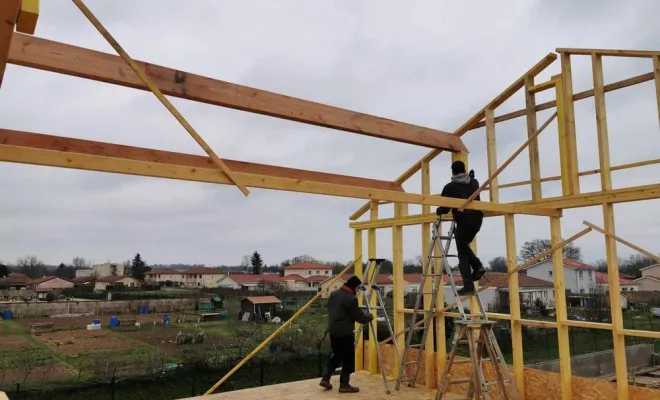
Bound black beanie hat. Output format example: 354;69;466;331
345;276;362;289
451;160;466;175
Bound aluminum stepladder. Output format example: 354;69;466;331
393;218;519;399
353;258;400;394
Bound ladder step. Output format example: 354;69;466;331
450;378;473;384
431;255;457;258
422;273;444;277
405;360;421;365
452;359;473;364
457;340;470;344
408;343;424;348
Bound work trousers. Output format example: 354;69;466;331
454;213;484;286
323;334;355;383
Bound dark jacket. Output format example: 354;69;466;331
436;171;484;220
327;286;373;337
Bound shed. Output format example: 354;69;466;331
240;296;281;321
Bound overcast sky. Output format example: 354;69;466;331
1;0;659;268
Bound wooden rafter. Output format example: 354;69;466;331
16;0;39;35
557;48;660;58
348;53;558;220
583;221;660;263
6;33;466;151
0;129;404;192
0;0;20;89
0;132;560;217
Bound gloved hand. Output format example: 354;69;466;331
368;314;375;322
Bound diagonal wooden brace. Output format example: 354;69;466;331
583;220;660;263
71;0;250;196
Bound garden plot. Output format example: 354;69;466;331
36;329;139;357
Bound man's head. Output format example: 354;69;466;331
451;160;466;175
344;276;362;293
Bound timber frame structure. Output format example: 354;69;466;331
2;2;660;400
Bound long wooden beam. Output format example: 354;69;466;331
348;53;558;220
0;131;560;217
349;183;660;229
0;129;404;192
583;221;660;263
0;0;20;88
557;48;660;58
6;33;465;151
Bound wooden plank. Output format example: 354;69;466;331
557;48;660;58
0;0;20;89
420;160;435;389
528;79;555;94
654;56;660;129
0;128;403;192
16;0;38;34
560;54;580;195
592;55;612;191
7;33;465;151
348;53;557;220
524;75;542;200
583;221;660;263
505;214;525;399
550;217;573;400
72;0;249;196
484;108;499;202
0;142;561;217
472;72;656;129
367;203;378;374
391;203;405;378
354;229;364;371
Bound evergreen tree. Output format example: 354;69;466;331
251;251;264;275
56;263;67;278
0;263;9;278
130;253;150;281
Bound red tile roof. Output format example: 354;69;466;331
402;272;553;288
284;262;333;270
99;275;132;283
282;274;305;282
146;268;181;275
71;276;93;284
0;272;31;285
337;273;393;285
30;276;59;285
183;267;224;275
228;274;285;284
245;296;282;304
305;275;331;283
595;271;639;286
562;258;596;270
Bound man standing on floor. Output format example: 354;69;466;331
319;276;374;393
436;160;487;296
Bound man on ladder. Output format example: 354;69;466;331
319;275;374;393
436;160;487;296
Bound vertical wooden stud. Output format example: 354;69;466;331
554;76;571;196
560;53;580;195
421;161;436;388
653;55;660;129
524;76;542;200
368;202;379;374
354;229;364;371
485;108;500;203
593;53;629;399
505;215;525;398
392;202;406;378
434;222;446;384
550;217;573;399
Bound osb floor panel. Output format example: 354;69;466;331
180;372;465;400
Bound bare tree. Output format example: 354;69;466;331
518;238;582;263
72;257;91;270
233;324;262;357
16;255;47;278
488;256;508;272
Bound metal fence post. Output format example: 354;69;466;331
14;383;20;400
111;376;116;400
260;359;265;386
192;371;196;396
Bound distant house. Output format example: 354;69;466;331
181;267;225;288
94;275;140;291
525;257;596;294
634;264;660;291
28;276;74;298
219;273;286;291
240;296;282;321
0;273;31;290
595;271;639;292
319;273;393;299
71;276;94;286
145;268;183;286
283;262;333;279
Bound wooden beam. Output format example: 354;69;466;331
16;0;38;34
583;221;660;263
550;216;573;400
557;48;660;58
524;75;542;200
72;0;249;197
391;202;405;378
504;215;525;399
348;53;557;220
472;71;656;129
0;0;20;89
654;56;660;129
527;79;555;94
0;134;561;217
420;160;435;388
458;111;557;211
0;129;403;192
367;203;378;374
353;229;364;371
592;55;612;191
484;108;499;203
7;34;465;151
560;54;580;195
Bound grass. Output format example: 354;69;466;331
0;320;25;335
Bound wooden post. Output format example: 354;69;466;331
392;202;406;377
592;54;629;399
653;55;660;129
434;222;446;384
421;160;436;388
524;75;542;200
485;108;499;203
354;229;364;371
505;215;525;398
554;75;572;196
560;53;580;195
550;216;573;399
368;202;379;374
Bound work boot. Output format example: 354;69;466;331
457;283;475;296
338;374;359;393
319;370;333;390
472;266;486;282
